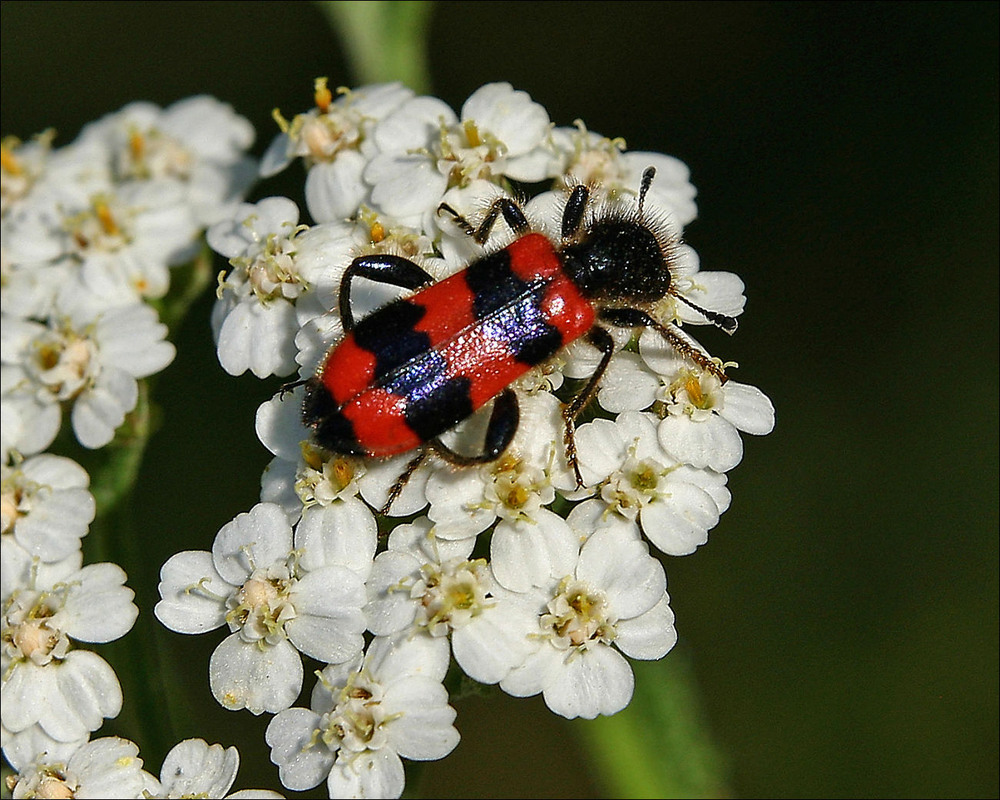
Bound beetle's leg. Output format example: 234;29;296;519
599;307;729;383
438;198;530;244
279;376;311;397
339;254;435;332
562;326;616;487
429;388;520;466
381;449;429;516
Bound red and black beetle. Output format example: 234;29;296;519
299;168;736;508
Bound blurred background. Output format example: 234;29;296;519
2;2;996;797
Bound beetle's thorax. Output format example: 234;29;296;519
560;218;671;304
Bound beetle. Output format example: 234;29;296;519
298;167;737;511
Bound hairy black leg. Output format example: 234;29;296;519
339;254;435;332
562;326;616;487
599;307;730;382
437;197;530;244
279;377;309;396
429;388;520;466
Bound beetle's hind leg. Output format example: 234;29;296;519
429;388;520;466
380;390;520;516
380;450;430;516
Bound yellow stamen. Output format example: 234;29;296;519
314;77;333;113
685;377;704;405
95;201;120;237
129;130;145;162
331;457;354;488
0;144;22;175
463;120;482;147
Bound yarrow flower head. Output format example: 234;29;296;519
154;502;372;714
265;634;458;799
149;79;774;799
2;94;255;456
1;561;138;743
3;736;150;799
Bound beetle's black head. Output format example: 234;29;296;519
561;214;675;304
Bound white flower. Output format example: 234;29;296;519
144;738;284;799
640;329;775;471
209;198;374;378
5;175;200;312
3;736;151;799
365;518;537;684
1;131;56;217
266;634;459;799
1;562;138;742
548;122;700;229
261;80;414;222
423;392;563;538
76;95;257;226
565;411;731;556
2;453;95;562
1;301;175;451
154;502;372;714
498;523;677;719
208;196;307;378
365;82;555;224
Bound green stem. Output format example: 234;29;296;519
575;653;731;798
77;247;215;761
315;1;434;92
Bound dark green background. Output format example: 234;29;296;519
2;2;996;797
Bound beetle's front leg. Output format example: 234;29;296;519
437;197;530;244
562;326;616;488
599;307;729;383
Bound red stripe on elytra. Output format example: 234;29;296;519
321;335;376;406
438;327;524;409
341;388;421;456
410;272;477;348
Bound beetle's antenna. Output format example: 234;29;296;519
637;167;656;214
670;289;739;334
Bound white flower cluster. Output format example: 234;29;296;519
3;734;283;799
2;97;258;789
155;81;776;798
2;96;256;453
